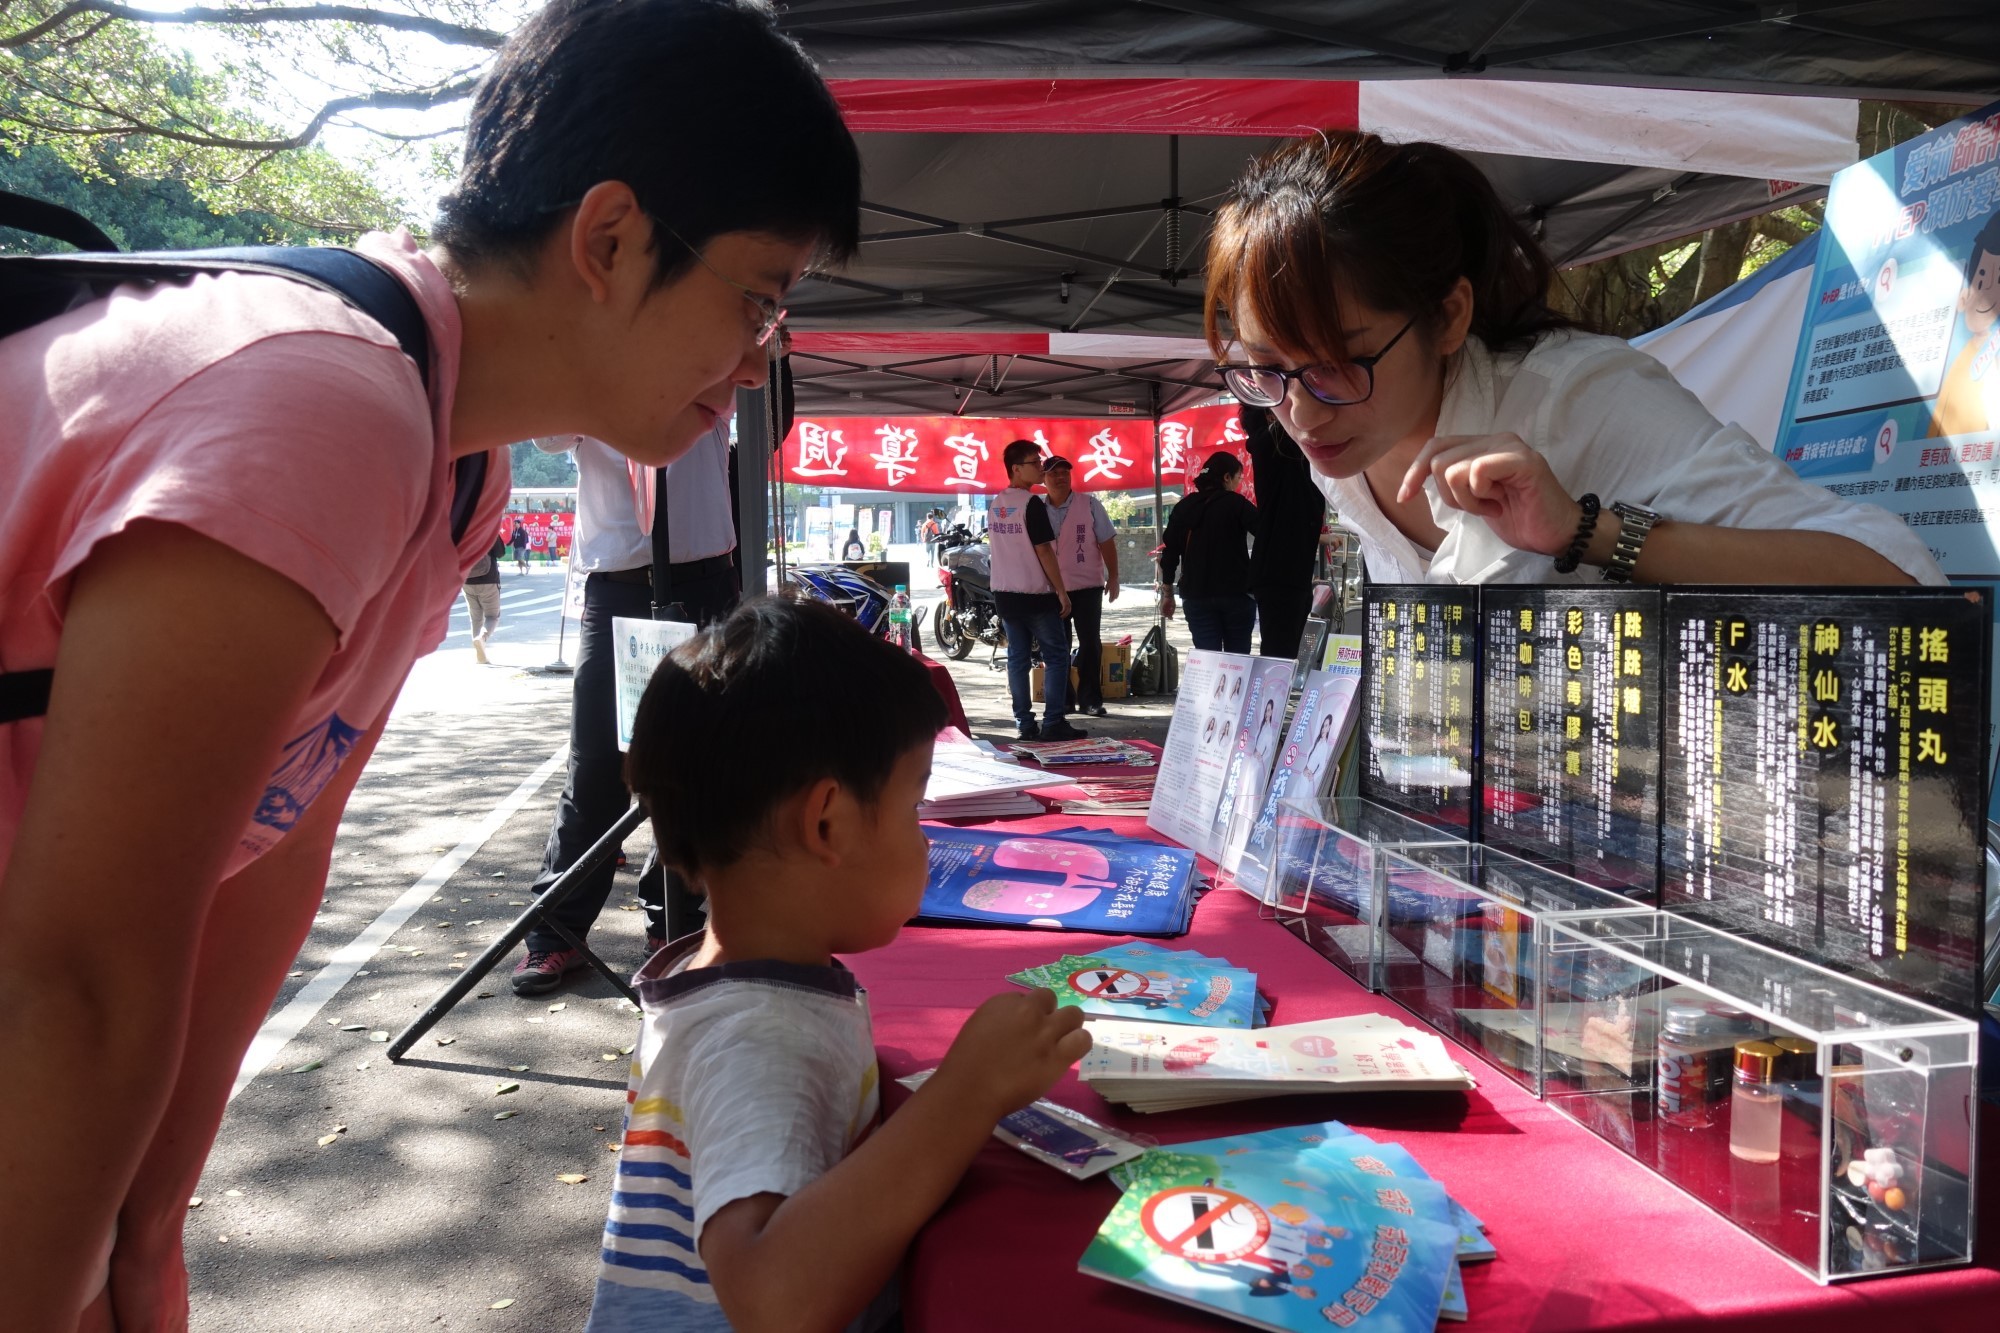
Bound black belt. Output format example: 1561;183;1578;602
590;553;735;587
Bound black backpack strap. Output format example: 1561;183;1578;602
0;669;53;726
1;233;492;725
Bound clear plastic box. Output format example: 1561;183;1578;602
1540;909;1979;1283
1260;795;1468;990
1367;842;1654;1094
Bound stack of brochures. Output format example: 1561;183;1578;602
919;729;1055;820
1080;1119;1491;1330
1008;941;1267;1029
916;825;1200;935
1011;736;1158;767
1079;1013;1475;1112
1026;773;1157;817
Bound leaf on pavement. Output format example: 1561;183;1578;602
600;1053;619;1061
292;1060;323;1074
494;1110;519;1121
490;1298;515;1309
369;1031;390;1042
508;1064;529;1072
436;1036;457;1046
556;1173;589;1185
341;1024;366;1032
495;1082;521;1096
316;1133;341;1147
547;1002;566;1012
188;1197;203;1209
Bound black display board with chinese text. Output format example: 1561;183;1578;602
1361;584;1481;836
1480;588;1663;903
1661;590;1990;1015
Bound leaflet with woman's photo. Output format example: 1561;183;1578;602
1149;649;1293;861
1229;659;1364;896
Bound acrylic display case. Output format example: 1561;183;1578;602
1539;910;1979;1283
1365;842;1654;1095
1260;795;1466;990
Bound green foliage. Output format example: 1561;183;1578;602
509;441;578;489
0;138;353;252
3;5;404;234
1100;491;1139;524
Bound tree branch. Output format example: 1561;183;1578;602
13;75;479;152
1753;213;1815;247
2;1;506;50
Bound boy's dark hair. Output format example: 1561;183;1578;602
435;0;860;282
626;596;947;876
1003;438;1042;471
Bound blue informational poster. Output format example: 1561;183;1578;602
1774;99;2000;576
916;825;1199;935
1775;101;2000;818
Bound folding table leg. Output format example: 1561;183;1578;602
386;803;646;1061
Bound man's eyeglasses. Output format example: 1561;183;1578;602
1219;317;1415;409
660;222;788;348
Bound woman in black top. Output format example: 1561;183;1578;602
1160;451;1260;653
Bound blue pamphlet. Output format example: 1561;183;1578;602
917;825;1199;935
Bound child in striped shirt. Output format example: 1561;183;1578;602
586;598;1091;1332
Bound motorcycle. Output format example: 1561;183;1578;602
931;524;1006;662
785;563;919;651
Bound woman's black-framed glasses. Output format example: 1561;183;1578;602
660;222;789;348
1219;317;1416;409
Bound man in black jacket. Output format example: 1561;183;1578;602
1240;406;1326;657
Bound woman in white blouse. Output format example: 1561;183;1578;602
1204;131;1945;587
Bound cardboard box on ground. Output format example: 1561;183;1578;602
1031;640;1131;701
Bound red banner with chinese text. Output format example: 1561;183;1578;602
782;404;1245;493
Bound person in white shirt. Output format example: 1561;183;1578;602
1037;455;1120;717
514;416;742;996
1203;131;1946;588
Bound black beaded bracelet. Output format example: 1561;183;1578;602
1553;493;1601;574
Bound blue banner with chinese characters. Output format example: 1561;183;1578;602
1774;99;2000;576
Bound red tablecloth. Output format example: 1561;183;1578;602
852;814;2000;1333
920;654;969;734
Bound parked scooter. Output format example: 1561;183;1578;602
931;524;1006;662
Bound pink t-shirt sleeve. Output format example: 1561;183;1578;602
51;329;435;645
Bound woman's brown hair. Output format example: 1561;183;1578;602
1205;131;1577;366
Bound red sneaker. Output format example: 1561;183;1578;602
510;947;584;996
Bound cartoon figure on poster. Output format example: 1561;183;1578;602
1930;213;2000;440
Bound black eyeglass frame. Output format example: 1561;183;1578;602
1218;317;1417;408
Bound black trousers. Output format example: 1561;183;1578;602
1064;586;1105;709
1254;582;1316;659
525;563;737;952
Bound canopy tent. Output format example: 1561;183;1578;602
781;2;2000;103
786;77;1861;345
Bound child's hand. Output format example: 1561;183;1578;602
932;989;1091;1122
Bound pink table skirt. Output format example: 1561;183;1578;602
851;815;2000;1333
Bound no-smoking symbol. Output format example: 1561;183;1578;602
1139;1186;1271;1263
1069;967;1149;999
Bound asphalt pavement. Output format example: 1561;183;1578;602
189;549;1192;1330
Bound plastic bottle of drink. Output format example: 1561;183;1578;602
888;584;912;650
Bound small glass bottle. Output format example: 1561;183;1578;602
1657;1002;1720;1128
1729;1040;1785;1163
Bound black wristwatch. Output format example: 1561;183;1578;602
1600;501;1660;584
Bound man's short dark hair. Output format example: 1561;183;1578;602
1968;212;2000;281
435;0;860;282
1003;439;1042;470
625;596;947;877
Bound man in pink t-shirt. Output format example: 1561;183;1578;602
0;3;869;1327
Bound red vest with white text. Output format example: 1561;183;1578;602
1051;495;1106;591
